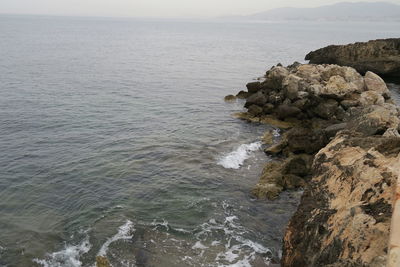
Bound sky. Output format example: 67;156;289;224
1;0;399;18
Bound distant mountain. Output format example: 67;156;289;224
230;2;400;21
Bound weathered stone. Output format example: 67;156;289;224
282;132;399;266
305;38;400;77
364;71;391;98
96;256;111;267
359;91;385;107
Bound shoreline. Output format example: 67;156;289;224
228;38;400;266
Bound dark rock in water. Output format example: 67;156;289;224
276;104;301;120
245;91;267;108
246;81;262;94
236;90;249;99
305;38;400;77
248;104;263;116
224;94;236;102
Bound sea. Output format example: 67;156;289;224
1;15;400;266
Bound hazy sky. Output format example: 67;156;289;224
1;0;399;18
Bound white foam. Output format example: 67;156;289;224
192;241;208;250
217;142;262;169
97;220;135;256
33;235;91;267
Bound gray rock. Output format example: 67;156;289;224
324;123;348;138
246;82;262;94
245;91;267;108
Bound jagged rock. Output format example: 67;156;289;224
246;81;262;94
245;91;267;108
224;94;236;102
282;132;400;266
305;38;400;77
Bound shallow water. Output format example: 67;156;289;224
1;15;400;266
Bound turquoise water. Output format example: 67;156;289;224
1;15;400;266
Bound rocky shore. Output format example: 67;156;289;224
229;55;400;265
305;38;400;77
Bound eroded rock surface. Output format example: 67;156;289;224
234;62;400;266
305;38;400;77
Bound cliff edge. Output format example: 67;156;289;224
305;38;400;77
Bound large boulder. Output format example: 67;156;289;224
244;91;267;108
305;38;400;77
364;71;391;98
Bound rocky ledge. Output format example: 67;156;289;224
230;63;400;266
305;38;400;77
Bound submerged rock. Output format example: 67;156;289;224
224;94;236;102
305;38;400;77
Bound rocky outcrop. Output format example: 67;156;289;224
234;62;400;266
305;38;400;77
282;132;400;266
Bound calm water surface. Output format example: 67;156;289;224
1;15;400;266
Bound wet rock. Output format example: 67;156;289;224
236;90;249;99
284;127;328;154
261;130;274;145
305;38;400;77
224;94;236;102
96;256;111;267
245;91;267;108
